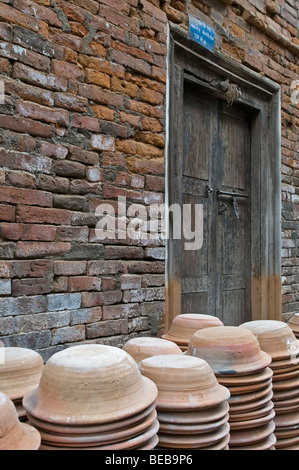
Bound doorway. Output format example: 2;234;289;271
166;29;282;331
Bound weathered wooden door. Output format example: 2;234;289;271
176;82;251;326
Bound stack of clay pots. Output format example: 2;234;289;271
0;391;41;450
0;347;44;422
287;314;299;339
241;320;299;450
139;354;231;450
187;326;276;450
123;337;183;364
23;344;159;450
162;314;224;352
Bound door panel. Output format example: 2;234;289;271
176;79;252;325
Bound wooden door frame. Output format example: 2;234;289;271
165;25;282;332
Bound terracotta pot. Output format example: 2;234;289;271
37;410;158;447
274;395;299;410
273;387;299;402
229;421;275;446
272;369;299;382
274;411;299;428
187;326;271;375
272;375;299;392
229;433;276;450
158;413;229;435
240;320;299;361
228;400;274;422
275;434;299;449
23;344;158;425
0;392;41;451
228;390;273;413
157;402;229;425
157;422;230;449
229;409;276;431
162;314;224;345
271;361;299;373
139;354;230;410
27;401;156;436
275;426;299;439
0;347;43;401
218;367;273;387
228;383;273;406
227;378;272;396
123;337;182;364
287;314;299;335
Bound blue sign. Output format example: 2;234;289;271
189;15;216;52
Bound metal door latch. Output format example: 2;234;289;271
232;196;240;219
205;184;213;197
218;203;227;215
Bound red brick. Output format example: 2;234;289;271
115;171;130;186
5;171;35;191
0;148;52;174
127;99;164;119
52;276;68;292
0;204;15;222
140;87;164;105
101;278;117;291
109;49;151;77
53;160;86;179
135;131;165;149
101;151;126;168
141;116;163;132
13;63;67;92
54;93;89;113
12;278;53;296
16;241;71;258
79;83;124;107
14;0;62;27
55;0;86;22
87;260;125;275
10;134;36;153
127;260;164;273
126;157;164;175
56;226;89;242
69;180;101;195
16;100;69;128
86;318;128;338
81;290;122;307
0;41;50;72
69;276;102;292
54;260;87;276
4;77;54;107
105;246;144;260
91;134;115;151
151;65;166;83
17;206;71;225
72;114;100;132
111;40;153;64
145;174;165;191
0;57;12;76
0;3;48;35
0;115;55;138
69;0;98;14
101;5;139;33
130;174;145;189
52;59;84;80
0;186;52;207
2;223;56;241
48;28;82;52
0;260;12;278
68;145;99;165
37;174;70;194
119;111;140;127
116;139;163;158
100;121;128;139
140;0;167;23
78;55;125;79
53;194;86;211
85;69;111;89
40;142;68;160
103;184;143;202
0;22;12;41
92;104;115;121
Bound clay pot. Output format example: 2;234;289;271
274;411;299;428
240;320;299;361
157;422;230;449
228;383;273;406
218;367;273;387
23;344;158;425
228;400;274;422
162;314;224;346
287;314;299;337
0;392;41;451
157;402;229;425
229;408;276;431
187;326;271;375
229;421;275;446
0;347;43;400
229;433;277;451
139;354;230;410
228;389;273;414
123;337;182;364
158;413;229;435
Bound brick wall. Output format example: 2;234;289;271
0;0;298;358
